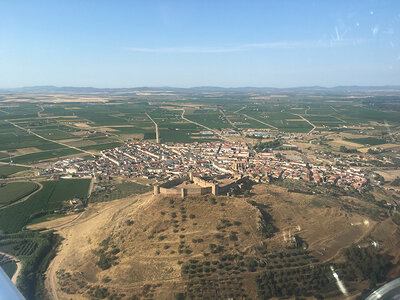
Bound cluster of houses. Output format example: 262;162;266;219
45;141;369;190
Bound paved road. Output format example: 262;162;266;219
145;112;159;143
6;120;93;155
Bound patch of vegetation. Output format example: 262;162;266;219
247;201;278;238
390;177;400;187
254;139;281;151
89;181;151;203
0;231;62;300
94;237;120;270
342;245;392;285
345;137;386;146
256;264;336;299
339;145;359;153
392;213;400;226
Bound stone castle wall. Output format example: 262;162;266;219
154;174;248;198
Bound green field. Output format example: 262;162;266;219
10;148;81;164
116;182;152;194
345;137;387;146
27;213;67;225
0;165;28;177
0;182;38;206
0;179;90;233
32;129;75;140
1;261;17;278
185;110;230;129
0;152;9;159
89;181;151;203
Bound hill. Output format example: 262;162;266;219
34;182;400;300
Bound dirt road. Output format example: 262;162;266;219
292;113;317;134
181;109;234;142
242;114;278;130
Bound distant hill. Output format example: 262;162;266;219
1;85;400;94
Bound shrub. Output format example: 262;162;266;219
125;219;134;226
229;232;238;241
175;293;185;300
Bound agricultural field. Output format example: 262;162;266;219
345;137;387;146
184;109;230;129
0;89;399;300
0;179;90;233
0;181;38;206
89;181;151;203
0;165;28;177
0;92;398;165
10;148;81;164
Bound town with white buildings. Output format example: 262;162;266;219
46;141;369;190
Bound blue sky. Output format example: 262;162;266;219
0;0;399;88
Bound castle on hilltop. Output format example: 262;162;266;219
153;172;249;198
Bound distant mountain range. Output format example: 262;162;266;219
1;85;400;94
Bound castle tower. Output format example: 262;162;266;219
211;184;219;196
181;188;187;199
153;185;160;195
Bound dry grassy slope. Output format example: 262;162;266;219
49;192;262;299
45;184;385;300
250;185;374;260
107;193;259;283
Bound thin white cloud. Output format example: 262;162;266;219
383;27;394;35
335;26;342;41
125;39;365;54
